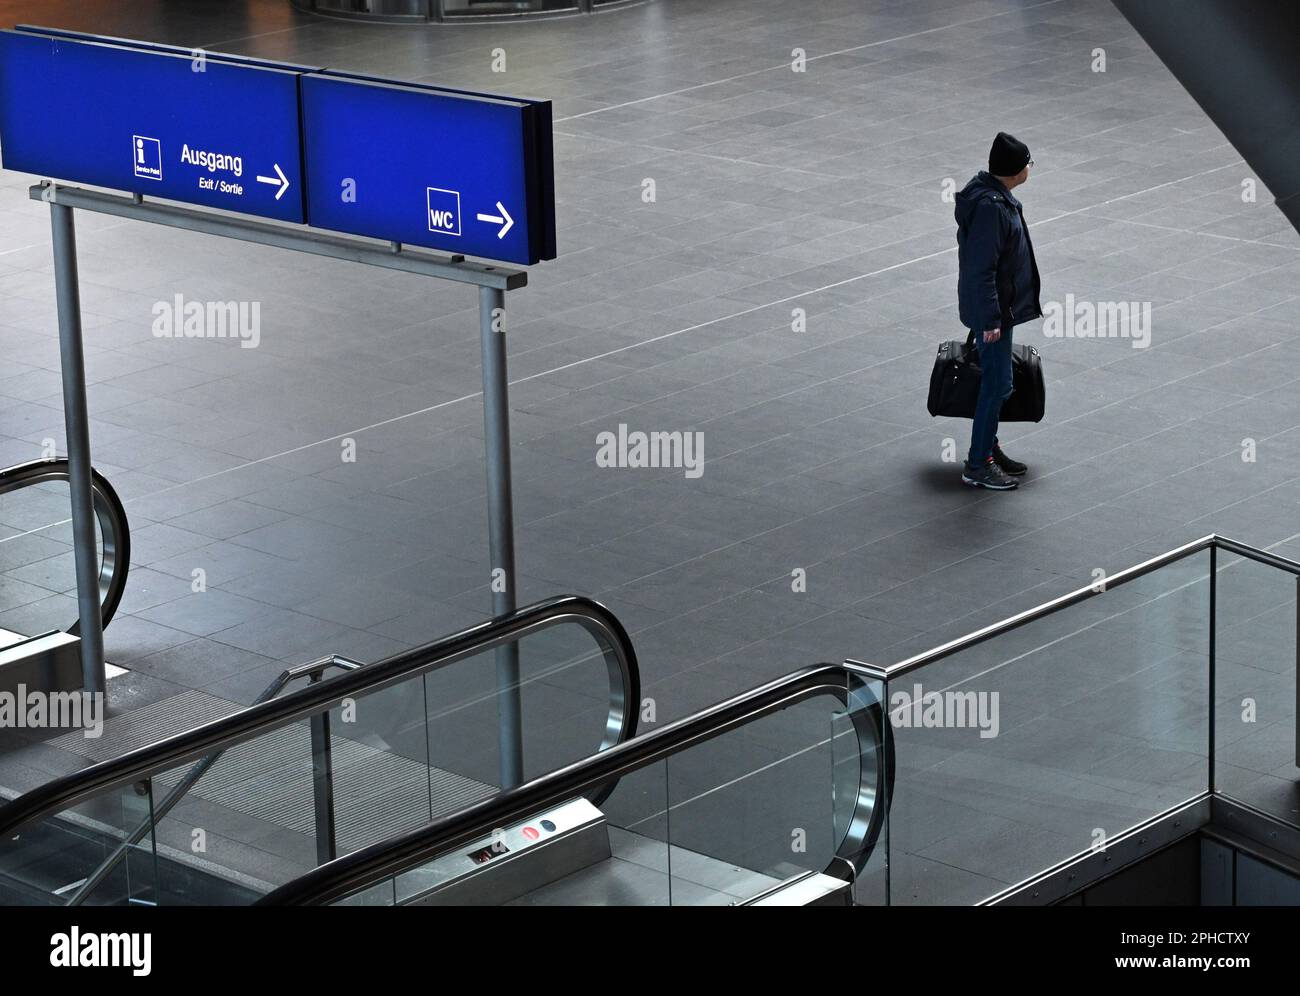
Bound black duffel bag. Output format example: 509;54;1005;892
927;330;1045;422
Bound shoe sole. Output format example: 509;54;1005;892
997;466;1027;477
962;473;1019;491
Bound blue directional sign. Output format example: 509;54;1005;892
305;70;556;262
0;27;557;266
301;73;555;266
0;30;307;222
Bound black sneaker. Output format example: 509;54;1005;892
962;459;1019;490
992;444;1027;476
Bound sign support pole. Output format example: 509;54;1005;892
479;285;524;789
49;199;106;696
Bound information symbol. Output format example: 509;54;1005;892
132;135;162;181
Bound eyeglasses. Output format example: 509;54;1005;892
1026;159;1035;168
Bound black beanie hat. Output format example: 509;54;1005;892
989;132;1030;176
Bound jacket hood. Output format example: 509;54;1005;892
955;171;1017;229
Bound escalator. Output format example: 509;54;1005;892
0;458;130;693
266;664;893;907
0;594;891;906
0;595;642;904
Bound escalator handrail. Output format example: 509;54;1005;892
257;662;891;906
0;594;640;839
0;457;130;631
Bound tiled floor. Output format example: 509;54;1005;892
0;0;1297;902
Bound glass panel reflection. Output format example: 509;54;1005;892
883;553;1211;905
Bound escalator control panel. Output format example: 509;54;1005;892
400;798;610;905
418;798;599;885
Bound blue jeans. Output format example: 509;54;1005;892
967;325;1014;466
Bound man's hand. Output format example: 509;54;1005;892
983;327;1002;343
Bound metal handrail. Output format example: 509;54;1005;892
257;662;893;906
0;594;640;841
0;458;130;633
863;534;1300;679
1216;535;1300;577
64;654;364;906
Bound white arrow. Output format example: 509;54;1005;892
256;163;290;201
476;201;513;239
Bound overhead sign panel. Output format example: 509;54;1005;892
0;28;556;266
0;30;307;223
301;73;555;266
310;70;556;261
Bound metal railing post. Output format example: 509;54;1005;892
1208;542;1217;795
309;672;338;865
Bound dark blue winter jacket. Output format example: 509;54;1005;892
955;172;1042;332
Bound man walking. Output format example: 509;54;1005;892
955;132;1042;490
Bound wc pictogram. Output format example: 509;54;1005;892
426;186;462;236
